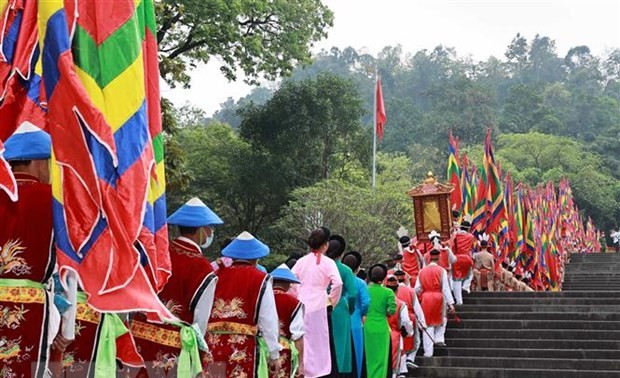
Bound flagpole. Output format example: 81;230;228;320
372;67;377;189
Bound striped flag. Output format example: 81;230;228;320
0;0;44;201
447;131;462;211
483;129;505;233
40;0;172;319
471;164;487;234
460;153;473;216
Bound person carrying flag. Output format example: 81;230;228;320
0;125;77;377
450;216;476;304
131;198;220;377
270;264;305;378
473;236;495;292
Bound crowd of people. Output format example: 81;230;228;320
1;126;567;378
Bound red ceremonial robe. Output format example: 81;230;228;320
402;247;424;287
132;238;216;377
271;288;302;378
207;261;270;378
62;293;144;377
418;265;445;327
395;285;416;353
0;173;55;378
451;233;475;280
387;299;404;371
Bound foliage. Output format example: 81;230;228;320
239;73;370;187
273;153;414;266
155;0;334;87
493;133;620;230
170;122;288;237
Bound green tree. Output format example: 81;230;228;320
240;73;369;187
421;76;497;146
172;122;289;237
500;84;556;134
495;132;619;230
273;153;414;265
156;0;334;87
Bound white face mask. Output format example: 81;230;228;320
200;228;214;249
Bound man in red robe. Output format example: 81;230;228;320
450;219;476;304
414;249;455;357
385;275;413;378
394;270;425;373
269;264;305;378
131;197;220;377
398;236;425;287
423;231;456;284
0;125;76;377
207;231;281;378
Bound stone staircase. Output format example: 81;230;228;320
412;252;620;378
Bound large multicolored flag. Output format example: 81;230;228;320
40;0;172;319
447;131;462;211
483;129;505;233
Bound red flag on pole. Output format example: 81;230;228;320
375;77;386;141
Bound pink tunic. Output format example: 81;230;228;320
292;252;343;378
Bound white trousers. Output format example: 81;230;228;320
453;279;463;305
463;271;473;291
399;326;421;373
422;318;447;357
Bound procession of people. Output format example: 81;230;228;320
0;127;582;378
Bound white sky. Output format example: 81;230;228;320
163;0;620;115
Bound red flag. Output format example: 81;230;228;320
375;77;386;141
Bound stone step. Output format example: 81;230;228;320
456;311;620;321
457;319;620;330
433;347;620;360
464;291;620;298
411;366;620;378
415;356;620;371
463;297;620;305
445;328;620;340
561;286;619;291
457;304;620;312
447;337;620;350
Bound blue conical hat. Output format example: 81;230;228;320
271;263;300;284
167;197;223;227
4;123;51;161
222;231;270;260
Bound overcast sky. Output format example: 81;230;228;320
163;0;620;116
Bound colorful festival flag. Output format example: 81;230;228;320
447;131;462;211
40;0;172;319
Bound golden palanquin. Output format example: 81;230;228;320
406;172;454;242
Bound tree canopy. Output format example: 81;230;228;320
156;0;334;87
